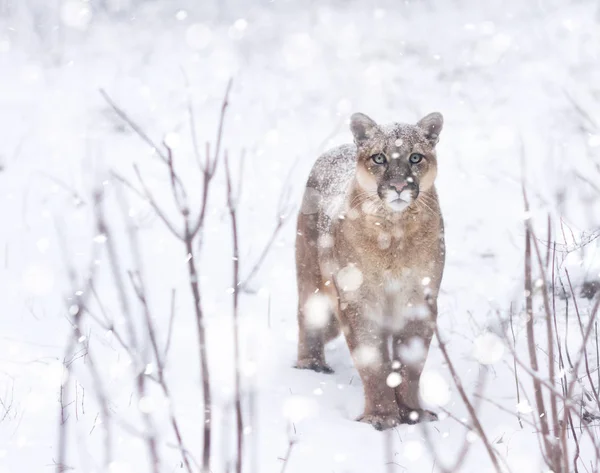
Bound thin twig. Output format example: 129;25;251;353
100;89;169;162
434;325;501;472
163;289;177;362
522;186;556;469
278;437;296;473
565;269;600;411
509;304;524;429
225;151;244;473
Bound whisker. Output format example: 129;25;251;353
349;191;379;213
416;199;435;216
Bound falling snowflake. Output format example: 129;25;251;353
36;238;50;253
45;361;67;387
22;265;54;296
517;400;533;414
186;24;212;50
588;134;600;147
283;396;317;422
337;264;363;291
399;337;426;365
403;440;424;462
304;293;331;329
175;10;188;21
109;461;133;473
233;19;248;31
138;396;156;414
473;332;504;364
377;232;391;249
353;345;381;368
386;372;402;388
420;370;451;406
61;1;92;30
164;132;181;149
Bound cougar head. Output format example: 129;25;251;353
350;112;443;213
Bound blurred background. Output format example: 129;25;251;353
1;1;599;472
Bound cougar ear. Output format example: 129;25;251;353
350;113;378;144
417;112;443;145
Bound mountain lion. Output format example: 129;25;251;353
295;112;445;430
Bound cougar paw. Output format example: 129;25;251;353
295;359;334;374
357;412;400;431
399;407;438;424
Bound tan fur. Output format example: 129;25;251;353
295;112;445;430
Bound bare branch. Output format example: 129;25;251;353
111;170;182;239
182;68;204;171
100;89;168;162
225;151;244;473
522;186;557;469
434;324;502;472
163;288;177;362
565;269;600;410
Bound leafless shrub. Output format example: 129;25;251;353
431;186;600;473
55;80;291;473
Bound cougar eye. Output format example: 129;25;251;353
409;153;424;164
371;153;386;165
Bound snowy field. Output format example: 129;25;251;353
1;0;600;472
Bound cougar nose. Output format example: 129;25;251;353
389;180;407;193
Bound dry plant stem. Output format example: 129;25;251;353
507;341;596;408
239;219;285;292
97;195;160;473
279;438;296;473
434;324;501;472
422;368;488;473
509;305;524;429
568;408;581;473
545;214;552;269
560;276;575;370
58;301;114;473
565;269;600;410
474;393;537;429
136;376;160;473
88;283;130;351
55;210;112;473
596;322;600;400
522;190;555;468
563;296;600;464
128;273;193;473
98;215;139;353
552;244;572;473
385;429;394;473
101;88;189;196
212;80;233;172
163;288;177;362
225;152;244;473
103;82;235;472
503;248;597;470
132;165;183;238
182;69;203;169
528;221;561;440
239;174;291;292
100;89;168;163
183;221;213;473
447;368;489;472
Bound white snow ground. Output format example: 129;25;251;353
1;0;600;472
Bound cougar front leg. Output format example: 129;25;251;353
392;312;438;424
296;290;335;373
296;310;333;374
341;302;399;430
